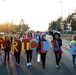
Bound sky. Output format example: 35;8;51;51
0;0;76;31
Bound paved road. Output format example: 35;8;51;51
0;35;76;75
46;35;76;75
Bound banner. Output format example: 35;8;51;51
0;38;5;48
30;38;38;50
41;41;49;53
71;43;76;55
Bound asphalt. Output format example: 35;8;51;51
0;35;76;75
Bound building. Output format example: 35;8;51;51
66;23;72;31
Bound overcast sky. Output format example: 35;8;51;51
0;0;76;31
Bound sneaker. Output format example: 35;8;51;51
29;62;31;66
56;65;59;68
41;65;45;68
17;64;19;66
26;63;30;67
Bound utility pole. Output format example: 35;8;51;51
60;1;63;33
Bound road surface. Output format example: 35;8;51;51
0;35;76;75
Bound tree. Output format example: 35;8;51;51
0;19;30;33
71;19;76;31
63;20;67;30
66;12;76;31
19;19;29;32
48;9;76;32
67;14;73;23
48;17;61;31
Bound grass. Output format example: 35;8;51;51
61;34;74;41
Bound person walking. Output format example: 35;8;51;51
0;34;5;54
51;32;62;68
4;36;11;65
25;32;33;67
0;34;5;64
14;36;22;66
70;35;76;68
38;33;48;68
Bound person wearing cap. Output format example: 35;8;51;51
70;35;76;68
14;36;22;66
38;33;47;68
51;32;62;68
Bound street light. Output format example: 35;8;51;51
60;1;62;20
60;1;63;32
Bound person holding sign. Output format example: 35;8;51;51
25;32;33;67
0;34;5;64
0;34;5;51
70;35;76;68
13;36;22;66
4;36;11;65
51;32;62;68
38;33;48;68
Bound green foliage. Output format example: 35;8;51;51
48;10;76;32
0;19;29;33
66;13;76;31
71;19;76;31
66;14;73;23
48;17;61;31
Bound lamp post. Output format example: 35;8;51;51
60;1;62;19
60;1;63;32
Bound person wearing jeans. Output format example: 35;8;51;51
72;55;76;68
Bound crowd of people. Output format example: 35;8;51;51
0;30;76;69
